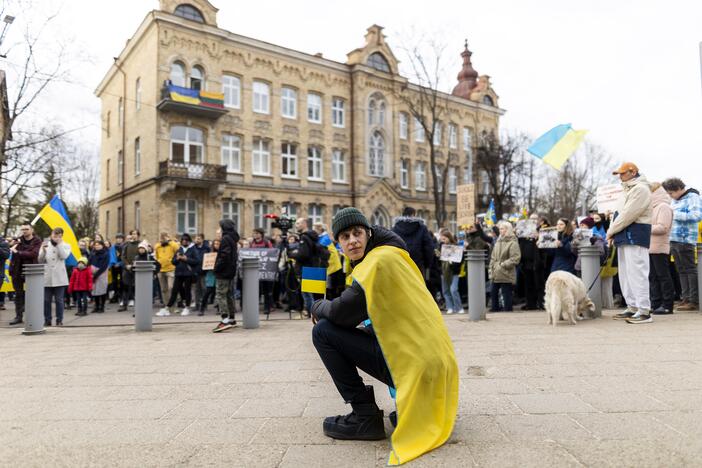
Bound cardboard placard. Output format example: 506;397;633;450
537;227;559;249
456;184;475;228
440;244;464;263
237;248;279;281
596;184;624;213
202;252;217;271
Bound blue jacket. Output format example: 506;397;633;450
608;175;652;249
171;245;199;277
191;242;210;276
550;234;577;274
670;188;702;245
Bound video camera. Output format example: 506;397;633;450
264;213;296;236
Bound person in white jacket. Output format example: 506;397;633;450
39;227;72;326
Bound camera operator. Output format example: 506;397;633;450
287;219;329;317
9;224;42;325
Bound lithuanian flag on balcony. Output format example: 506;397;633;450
527;124;587;170
168;84;224;108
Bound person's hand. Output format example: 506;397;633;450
10;245;17;253
41;243;47;250
555;240;562;247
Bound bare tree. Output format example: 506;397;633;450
475;131;529;219
70;146;100;239
395;37;454;228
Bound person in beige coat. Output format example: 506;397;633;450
489;221;521;312
38;227;72;326
648;183;674;314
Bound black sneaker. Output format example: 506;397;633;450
322;386;386;441
652;307;673;315
44;320;52;327
9;317;23;326
613;309;637;320
627;314;653;324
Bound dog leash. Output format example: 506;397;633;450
585;266;604;294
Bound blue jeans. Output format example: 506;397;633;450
303;292;315;312
44;286;66;323
441;274;462;311
490;283;513;312
75;290;89;313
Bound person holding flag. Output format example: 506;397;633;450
8;225;42;325
310;207;458;466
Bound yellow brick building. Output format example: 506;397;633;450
95;0;503;241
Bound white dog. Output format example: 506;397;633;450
545;271;596;326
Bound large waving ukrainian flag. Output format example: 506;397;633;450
31;195;81;267
352;245;459;465
527;123;587;170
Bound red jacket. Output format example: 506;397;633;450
68;266;93;293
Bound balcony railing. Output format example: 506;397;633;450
158;160;227;183
157;82;228;119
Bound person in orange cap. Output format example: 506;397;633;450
607;162;653;323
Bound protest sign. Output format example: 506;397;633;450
440;244;464;263
515;220;538;239
456;184;475;228
537;227;558;249
572;228;593;247
202;252;217;271
238;248;279;281
596;184;624;213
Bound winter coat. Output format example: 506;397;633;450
488;234;521;284
550;233;577;274
171;244;199;277
250;238;273;248
89;248;110;281
669;188;702;245
439;243;462;279
191;242;210;276
518;237;540;271
68;266;93;293
0;239;10;283
289;230;329;271
214;219;240;280
9;235;42;281
607;175;652;248
310;227;407;328
464;230;490;251
38;240;72;287
122;241;141;269
649;186;673;254
392;217;435;273
155;240;180;273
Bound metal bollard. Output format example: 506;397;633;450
134;261;154;332
579;245;602;318
466;250;487;321
241;257;260;329
22;264;46;335
697;243;702;309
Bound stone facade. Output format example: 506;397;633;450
95;0;503;241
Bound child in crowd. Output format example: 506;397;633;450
199;238;219;316
89;240;110;313
69;257;93;317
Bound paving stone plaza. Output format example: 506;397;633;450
1;306;702;467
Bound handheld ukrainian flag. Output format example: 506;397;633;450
31;195;81;267
527;124;587;170
301;266;327;294
1;258;13;293
485;199;497;227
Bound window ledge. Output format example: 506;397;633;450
281;175;300;180
252;173;273;178
308;178;324;182
332;179;348;184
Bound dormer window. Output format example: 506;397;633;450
174;4;205;23
367;52;390;73
482;95;494;106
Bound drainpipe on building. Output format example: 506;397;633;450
349;69;356;206
113;57;127;233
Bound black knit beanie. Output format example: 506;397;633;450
332;207;371;239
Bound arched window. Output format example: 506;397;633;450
367;52;391;73
482;95;494;106
368;99;376;125
170;61;186;87
370;208;389;227
190;65;204;90
378;102;386;126
174;4;205;23
369;131;385;176
170;126;204;164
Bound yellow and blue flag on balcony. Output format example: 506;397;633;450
31;195;81;267
527;124;587;170
168;84;224;108
301;266;326;294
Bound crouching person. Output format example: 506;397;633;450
310;208;459;466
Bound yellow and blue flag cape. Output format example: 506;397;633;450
1;258;13;292
352;245;459;465
31;195;81;267
527;123;587;170
301;266;326;294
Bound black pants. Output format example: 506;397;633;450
260;281;273;313
312;319;394;402
12;278;25;319
199;286;216;311
649;253;674;311
168;276;192;307
491;282;514;311
521;268;539;309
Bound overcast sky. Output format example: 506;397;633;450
5;0;702;190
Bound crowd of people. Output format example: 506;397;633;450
0;163;699;329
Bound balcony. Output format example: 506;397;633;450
157;82;228;119
158;160;227;196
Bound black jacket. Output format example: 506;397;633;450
311;226;407;328
392;217;434;272
171;245;200;277
288;230;329;270
214;219;240;280
192;242;210;276
0;239;10;283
